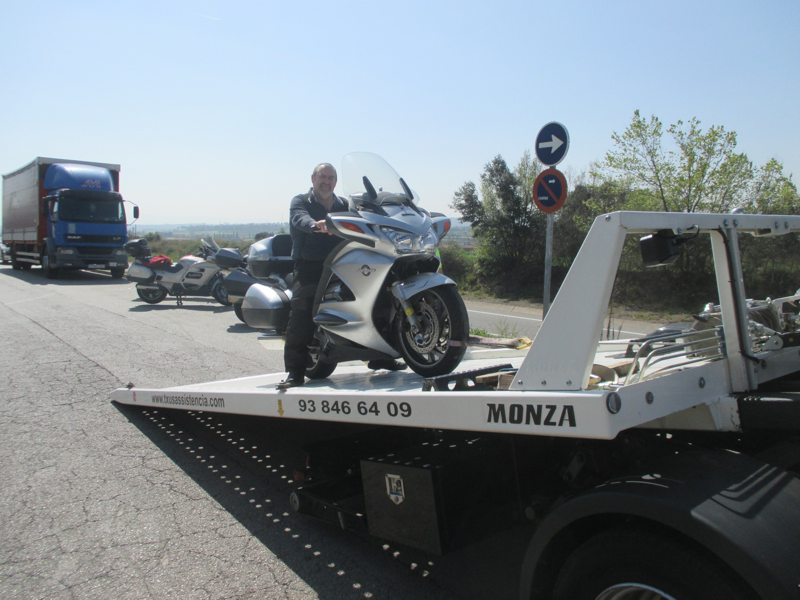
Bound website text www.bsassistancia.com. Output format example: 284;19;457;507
151;394;225;408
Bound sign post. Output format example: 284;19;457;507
534;122;570;317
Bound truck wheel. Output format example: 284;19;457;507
41;253;59;279
211;279;231;306
137;287;168;304
552;528;756;600
394;285;469;377
110;267;126;279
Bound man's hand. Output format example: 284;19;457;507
314;220;331;234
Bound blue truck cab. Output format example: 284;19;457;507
2;157;139;279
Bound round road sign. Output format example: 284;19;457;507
533;168;568;213
535;122;570;166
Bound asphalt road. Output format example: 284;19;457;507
1;266;547;600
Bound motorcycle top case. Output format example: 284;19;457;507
214;247;243;269
249;234;293;278
126;263;156;284
124;239;151;259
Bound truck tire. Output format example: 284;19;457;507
394;285;469;377
137;287;168;304
552;528;757;600
110;267;126;279
41;253;59;279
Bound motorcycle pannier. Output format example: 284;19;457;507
126;263;156;284
249;234;293;278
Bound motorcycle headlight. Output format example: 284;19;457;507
382;227;438;255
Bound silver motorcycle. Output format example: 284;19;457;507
124;237;241;306
242;152;469;378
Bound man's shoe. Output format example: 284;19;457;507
277;371;305;389
367;359;407;372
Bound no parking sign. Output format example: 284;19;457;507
533;168;567;213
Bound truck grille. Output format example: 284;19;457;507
65;234;124;244
76;246;115;256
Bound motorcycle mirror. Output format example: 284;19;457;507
399;177;414;201
362;176;378;201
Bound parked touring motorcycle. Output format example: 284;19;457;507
241;152;469;378
221;234;294;323
124;237;242;306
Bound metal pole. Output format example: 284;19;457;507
543;212;554;318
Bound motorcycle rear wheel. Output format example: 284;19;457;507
394;285;469;377
137;287;168;304
306;335;337;380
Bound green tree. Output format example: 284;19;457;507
451;151;545;285
599;110;757;213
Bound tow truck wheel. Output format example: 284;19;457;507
137;287;168;304
552;528;756;600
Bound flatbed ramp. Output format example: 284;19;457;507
111;345;731;441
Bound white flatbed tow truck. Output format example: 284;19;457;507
113;212;800;600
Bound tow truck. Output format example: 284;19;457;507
112;211;800;600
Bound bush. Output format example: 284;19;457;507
439;242;476;288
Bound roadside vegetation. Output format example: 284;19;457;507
449;111;799;314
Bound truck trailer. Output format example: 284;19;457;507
2;157;139;278
112;211;800;600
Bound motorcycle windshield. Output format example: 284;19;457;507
340;152;418;204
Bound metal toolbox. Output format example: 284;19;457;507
360;434;518;554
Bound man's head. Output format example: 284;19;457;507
311;163;337;202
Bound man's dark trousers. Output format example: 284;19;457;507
284;260;325;374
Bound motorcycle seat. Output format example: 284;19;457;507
152;263;185;274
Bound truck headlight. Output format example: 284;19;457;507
381;227;438;255
115;249;127;256
57;248;75;255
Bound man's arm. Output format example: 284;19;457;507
290;195;323;233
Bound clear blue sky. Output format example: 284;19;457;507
2;0;798;225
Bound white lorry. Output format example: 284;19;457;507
112;211;800;600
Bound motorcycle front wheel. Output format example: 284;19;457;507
394;285;469;377
137;287;168;304
211;279;231;306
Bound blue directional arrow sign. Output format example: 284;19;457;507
535;122;569;166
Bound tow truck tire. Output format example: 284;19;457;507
552;528;756;600
137;287;168;304
395;285;469;377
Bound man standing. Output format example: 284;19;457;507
280;163;349;388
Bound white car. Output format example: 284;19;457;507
0;242;10;264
